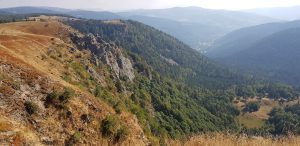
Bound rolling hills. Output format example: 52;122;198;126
1;13;300;145
246;5;300;20
207;19;300;86
119;7;277;50
65;10;121;20
0;6;277;50
213;27;300;86
119;6;275;30
0;6;58;14
125;15;222;50
207;20;300;58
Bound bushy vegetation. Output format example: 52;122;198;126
267;105;300;135
235;83;299;100
244;102;260;113
62;61;100;91
100;115;129;143
65;131;81;146
242;104;300;136
45;88;74;109
259;83;299;100
101;116;119;138
126;74;240;139
24;101;39;115
114;126;129;143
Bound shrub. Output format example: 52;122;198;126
100;115;130;143
115;80;124;93
24;101;38;115
244;102;260;113
45;88;74;108
94;85;101;97
113;103;122;114
45;91;59;107
80;114;91;123
101;116;118;138
114;126;129;143
65;131;81;146
268;108;300;135
59;88;74;103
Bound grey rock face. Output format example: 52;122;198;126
71;33;135;81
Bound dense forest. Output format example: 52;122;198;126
0;13;28;23
65;19;300;142
212;29;300;86
207;20;300;87
66;20;255;89
65;20;245;140
0;13;72;23
268;104;300;135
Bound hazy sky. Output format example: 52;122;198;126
1;0;300;10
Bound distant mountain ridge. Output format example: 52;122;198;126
65;10;121;20
0;6;58;14
0;6;122;20
126;15;223;50
119;7;277;50
245;5;300;20
0;6;278;50
208;20;300;86
119;6;276;29
207;20;300;58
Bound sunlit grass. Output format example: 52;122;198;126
237;114;265;128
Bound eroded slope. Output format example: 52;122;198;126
0;19;148;145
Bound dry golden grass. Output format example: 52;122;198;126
0;20;150;145
0;120;13;132
285;97;300;106
168;133;300;146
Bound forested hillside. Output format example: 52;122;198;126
119;7;275;30
65;19;300;140
66;20;250;89
207;20;300;58
126;15;222;50
119;7;277;50
0;15;247;145
66;19;245;140
208;19;300;86
1;12;300;145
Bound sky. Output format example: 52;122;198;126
1;0;300;11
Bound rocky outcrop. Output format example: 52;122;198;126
0;20;148;146
71;33;135;81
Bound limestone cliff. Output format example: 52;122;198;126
71;33;135;82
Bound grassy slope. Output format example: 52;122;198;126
0;19;148;145
233;97;300;129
